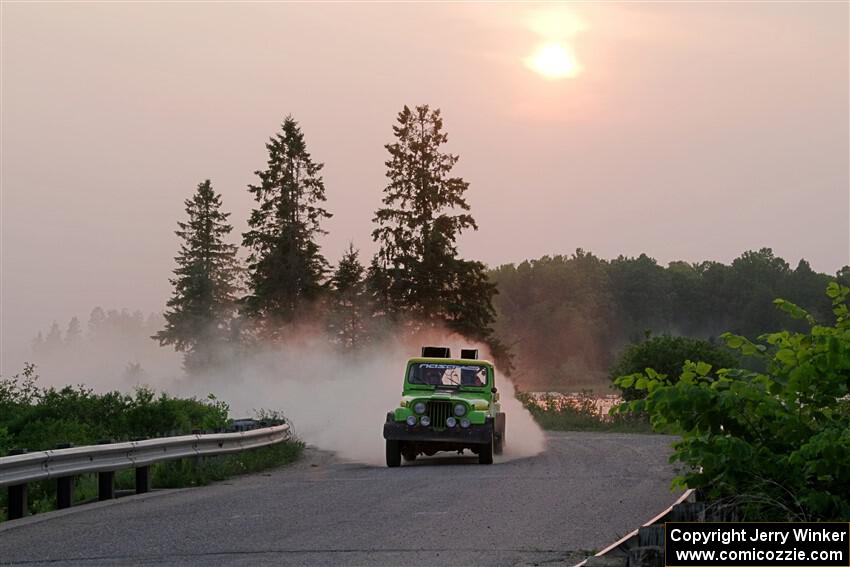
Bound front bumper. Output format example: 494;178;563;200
383;414;493;445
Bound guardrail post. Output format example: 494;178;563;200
135;466;151;494
5;449;29;520
94;439;116;500
54;443;74;509
98;471;115;500
7;484;28;520
56;476;73;509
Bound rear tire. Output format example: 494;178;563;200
402;447;417;462
494;431;504;455
479;434;494;465
386;440;401;467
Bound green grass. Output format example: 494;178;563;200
528;407;653;433
154;440;304;487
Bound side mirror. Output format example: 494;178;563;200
491;387;498;393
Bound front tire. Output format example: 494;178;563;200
386;440;401;467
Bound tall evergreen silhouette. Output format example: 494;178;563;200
369;105;504;360
154;180;240;373
242;117;331;337
327;244;370;351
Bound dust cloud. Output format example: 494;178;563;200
17;321;547;465
186;328;547;464
495;376;547;460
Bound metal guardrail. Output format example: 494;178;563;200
0;424;291;521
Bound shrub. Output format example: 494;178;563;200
611;335;739;401
0;368;231;456
615;282;850;520
0;370;301;521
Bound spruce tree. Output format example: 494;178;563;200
44;322;63;354
327;244;370;351
65;316;82;345
369;104;503;353
242;116;331;335
154;180;240;373
88;307;105;339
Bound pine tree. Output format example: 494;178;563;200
154;180;240;373
44;322;63;354
87;307;105;339
369;104;503;352
242;116;332;335
65;316;82;345
327;244;370;351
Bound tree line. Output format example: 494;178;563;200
152;106;504;374
491;249;849;389
32;309;162;358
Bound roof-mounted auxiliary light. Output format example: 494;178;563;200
421;346;451;358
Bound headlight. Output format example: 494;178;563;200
460;418;470;428
446;417;457;428
453;403;466;417
406;415;417;426
420;415;431;427
413;402;426;415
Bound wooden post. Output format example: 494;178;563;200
98;471;115;501
7;484;28;520
135;466;151;494
56;476;73;509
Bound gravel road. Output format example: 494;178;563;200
0;431;679;566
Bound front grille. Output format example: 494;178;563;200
426;401;453;429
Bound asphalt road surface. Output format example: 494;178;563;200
0;432;679;566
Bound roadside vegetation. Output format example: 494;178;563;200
0;365;302;521
615;282;850;521
520;336;738;433
610;335;739;401
0;364;231;455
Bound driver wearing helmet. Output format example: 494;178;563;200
424;368;442;385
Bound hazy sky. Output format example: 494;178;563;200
2;2;848;372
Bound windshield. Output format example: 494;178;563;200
407;363;489;387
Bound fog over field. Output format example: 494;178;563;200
2;2;848;376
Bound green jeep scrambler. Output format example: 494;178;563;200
383;347;506;467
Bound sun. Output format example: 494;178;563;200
525;43;581;79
